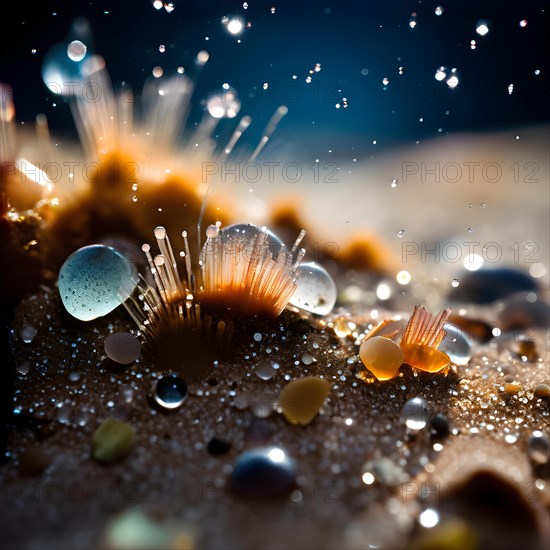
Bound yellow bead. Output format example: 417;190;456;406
401;344;450;373
359;336;404;381
278;377;331;426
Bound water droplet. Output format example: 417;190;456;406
435;6;444;16
207;87;241;118
230;446;296;500
20;324;37;343
104;332;141;364
152;66;163;78
42;40;101;95
435;66;447;81
254;360;278;381
391;178;398;188
382;77;390;86
438;324;471;365
17;361;31;375
446;71;459;88
67;40;87;62
451;278;460;288
402;397;430;430
68;370;81;382
528;431;549;464
152;374;188;410
58;245;138;321
397;229;405;237
419;508;440;528
505;433;518;444
226;18;244;35
476;21;489;36
158;44;166;53
519;20;527;28
288;262;337;315
508;83;514;95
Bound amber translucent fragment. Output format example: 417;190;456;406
359;336;404;381
400;343;450;373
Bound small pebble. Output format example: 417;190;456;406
498;292;550;330
359;336;404;381
20;325;37;344
528;431;549;464
104;332;141;364
278;376;331;426
447;268;538;304
430;413;450;439
230;446;296;500
92;418;136;464
504;382;521;395
58;244;138;321
534;383;550;398
207;437;232;456
18;448;50;477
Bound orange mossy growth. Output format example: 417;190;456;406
336;234;394;274
40;150;229;271
270;203;393;274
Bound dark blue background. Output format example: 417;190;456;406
1;0;548;158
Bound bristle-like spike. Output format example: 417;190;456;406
0;83;15;164
248;105;288;162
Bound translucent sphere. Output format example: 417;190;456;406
58;245;138;321
67;40;87;62
288;262;337;315
152;374;188;410
219;223;286;260
438;324;472;366
435;66;447;81
401;397;430;430
230;446;296;500
42;41;99;95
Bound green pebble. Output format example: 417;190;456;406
92;418;135;464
